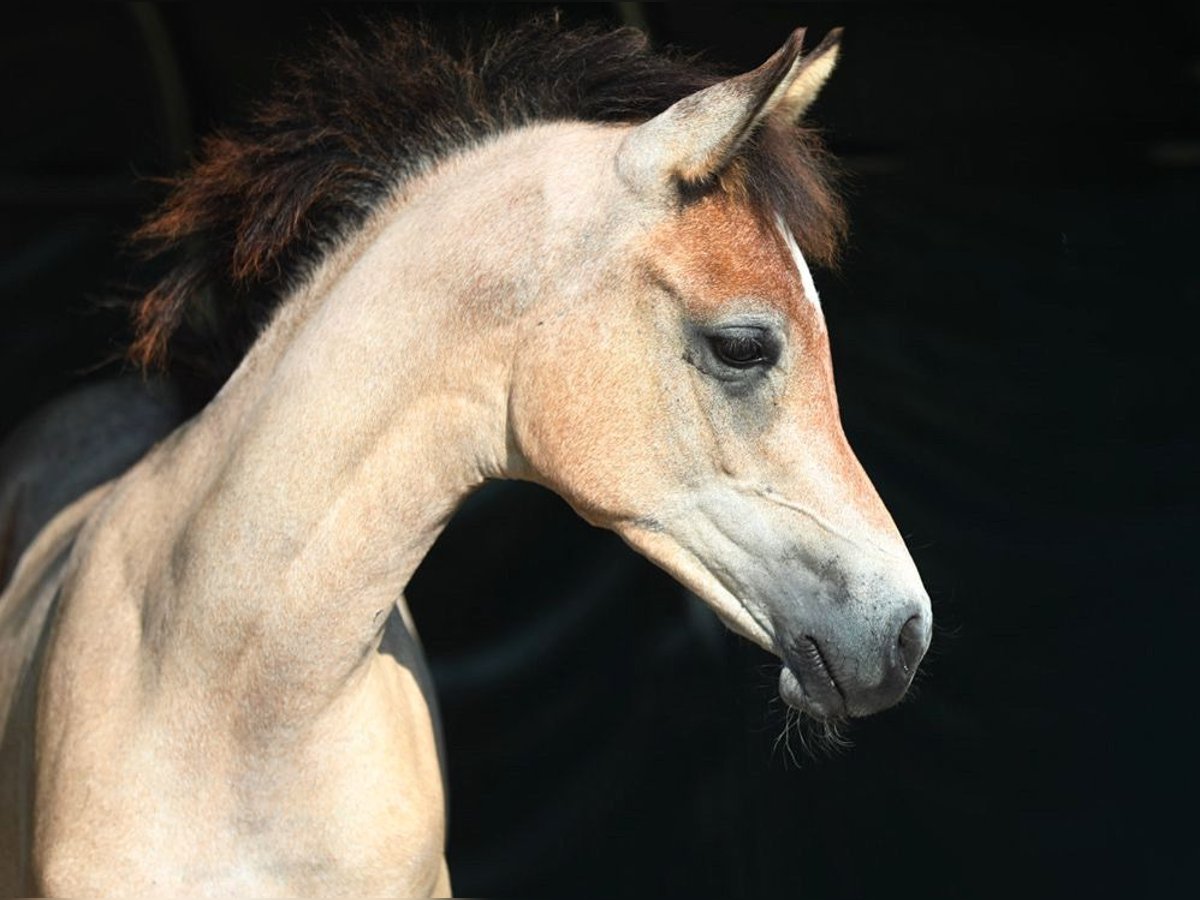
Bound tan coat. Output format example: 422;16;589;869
0;29;929;896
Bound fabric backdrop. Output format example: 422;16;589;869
2;5;1195;897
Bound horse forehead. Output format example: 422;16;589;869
644;195;808;317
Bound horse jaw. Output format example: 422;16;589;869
618;521;780;655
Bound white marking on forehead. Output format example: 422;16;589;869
774;213;825;325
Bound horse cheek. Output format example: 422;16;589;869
512;338;666;525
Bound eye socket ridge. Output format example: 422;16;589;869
706;326;780;370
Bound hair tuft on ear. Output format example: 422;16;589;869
773;27;843;124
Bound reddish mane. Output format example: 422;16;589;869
130;16;845;380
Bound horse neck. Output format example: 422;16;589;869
129;125;609;724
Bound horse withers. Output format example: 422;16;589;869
0;19;930;896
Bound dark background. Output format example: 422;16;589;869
3;4;1196;897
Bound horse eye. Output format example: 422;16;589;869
709;332;771;368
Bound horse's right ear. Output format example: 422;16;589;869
616;28;841;193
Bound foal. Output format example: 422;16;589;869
0;19;930;896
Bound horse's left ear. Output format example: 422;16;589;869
771;28;842;124
617;27;842;192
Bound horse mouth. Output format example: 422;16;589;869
778;636;847;719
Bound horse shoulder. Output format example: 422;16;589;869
0;482;113;895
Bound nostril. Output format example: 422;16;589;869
896;614;927;674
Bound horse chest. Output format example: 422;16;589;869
10;506;447;896
30;647;446;895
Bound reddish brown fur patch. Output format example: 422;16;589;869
645;192;897;535
646;193;818;332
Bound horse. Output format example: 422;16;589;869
0;18;931;896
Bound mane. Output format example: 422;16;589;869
129;15;846;381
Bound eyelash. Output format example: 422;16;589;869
709;333;770;368
705;327;780;372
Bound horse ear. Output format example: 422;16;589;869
616;27;841;192
770;28;842;124
617;28;807;190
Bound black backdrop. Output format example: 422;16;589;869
3;4;1196;898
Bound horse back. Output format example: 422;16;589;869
0;377;183;588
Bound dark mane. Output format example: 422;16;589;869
129;15;845;379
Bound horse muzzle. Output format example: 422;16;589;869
777;603;931;720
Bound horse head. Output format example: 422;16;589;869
509;29;931;720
